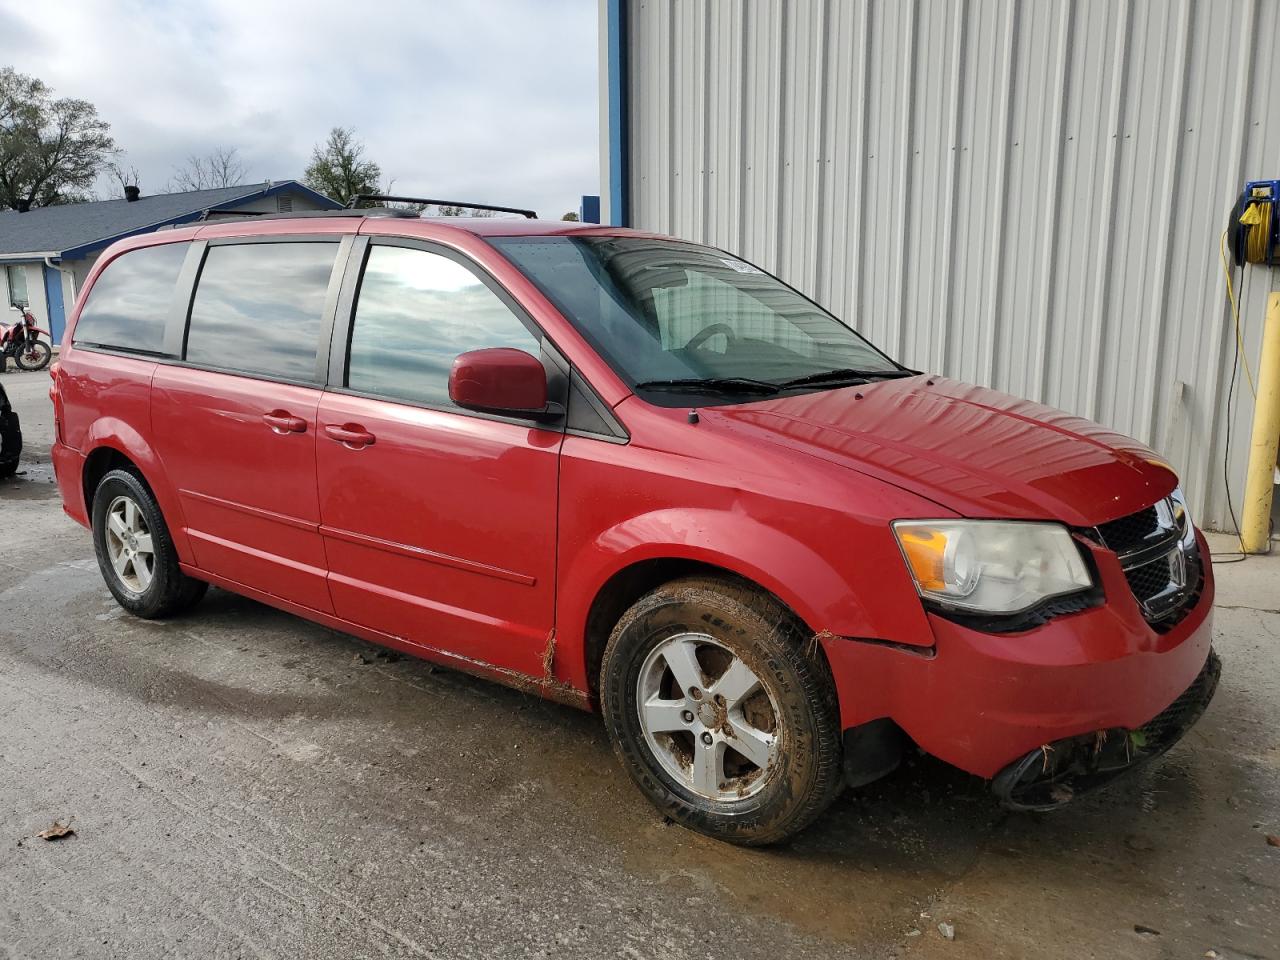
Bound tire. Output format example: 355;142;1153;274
600;576;843;846
14;340;51;372
91;468;207;618
0;406;21;478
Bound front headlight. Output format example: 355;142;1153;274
1169;485;1195;549
892;520;1093;614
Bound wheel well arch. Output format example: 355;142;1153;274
581;557;817;701
81;446;148;515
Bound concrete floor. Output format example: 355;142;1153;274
1;367;1277;960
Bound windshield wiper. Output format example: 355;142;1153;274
777;367;919;390
632;377;781;396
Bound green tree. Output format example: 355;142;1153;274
303;127;382;206
0;66;115;210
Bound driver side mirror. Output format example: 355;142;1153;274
448;347;553;418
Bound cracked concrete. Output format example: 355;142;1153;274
1;368;1277;959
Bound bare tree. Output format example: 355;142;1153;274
168;146;248;192
103;158;141;198
429;203;496;218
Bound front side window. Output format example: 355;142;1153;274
5;265;29;308
491;236;905;406
72;242;188;354
346;245;541;408
185;242;337;381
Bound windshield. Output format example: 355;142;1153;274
490;236;905;405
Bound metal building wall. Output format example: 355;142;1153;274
617;0;1280;531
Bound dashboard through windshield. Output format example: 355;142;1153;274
490;235;907;406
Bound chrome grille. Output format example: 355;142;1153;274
1096;506;1160;554
1094;497;1199;628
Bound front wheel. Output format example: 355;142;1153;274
15;340;51;371
600;576;843;846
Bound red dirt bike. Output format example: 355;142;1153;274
2;303;52;372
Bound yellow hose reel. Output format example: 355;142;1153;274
1229;180;1280;267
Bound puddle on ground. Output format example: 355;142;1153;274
0;459;57;499
600;754;1003;946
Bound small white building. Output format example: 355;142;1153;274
0;181;338;342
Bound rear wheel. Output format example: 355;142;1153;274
14;340;51;371
601;576;843;845
92;468;207;618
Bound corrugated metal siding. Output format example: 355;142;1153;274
622;0;1280;531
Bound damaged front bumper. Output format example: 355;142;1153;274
991;648;1221;811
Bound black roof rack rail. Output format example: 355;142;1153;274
348;194;538;219
191;208;421;225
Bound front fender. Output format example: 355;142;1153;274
557;506;937;693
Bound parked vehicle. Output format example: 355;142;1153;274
0;380;20;478
2;303;52;372
49;206;1218;845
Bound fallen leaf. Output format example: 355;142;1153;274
36;820;75;841
1134;924;1160;936
1266;834;1279;848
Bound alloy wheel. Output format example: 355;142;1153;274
104;495;155;593
636;632;781;801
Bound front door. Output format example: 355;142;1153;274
315;241;562;675
151;237;348;613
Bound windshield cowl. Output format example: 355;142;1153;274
629;369;921;406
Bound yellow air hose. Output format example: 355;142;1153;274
1239;196;1273;265
1220;229;1258;397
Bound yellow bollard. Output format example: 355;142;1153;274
1241;292;1280;553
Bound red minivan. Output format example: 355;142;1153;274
50;208;1218;844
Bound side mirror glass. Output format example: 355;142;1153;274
448;347;549;416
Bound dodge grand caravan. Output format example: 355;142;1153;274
50;208;1218;845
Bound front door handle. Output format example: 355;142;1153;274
324;423;376;449
263;410;307;434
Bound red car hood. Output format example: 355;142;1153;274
706;376;1176;527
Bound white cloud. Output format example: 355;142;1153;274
0;0;600;218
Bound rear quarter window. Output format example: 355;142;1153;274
72;242;189;354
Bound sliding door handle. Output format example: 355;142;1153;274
324;423;376;449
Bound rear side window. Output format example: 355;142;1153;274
73;242;188;354
185;242;337;382
345;245;540;408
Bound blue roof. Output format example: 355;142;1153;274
0;180;340;260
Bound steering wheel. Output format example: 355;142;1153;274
685;322;737;352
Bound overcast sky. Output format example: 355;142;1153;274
0;0;599;218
